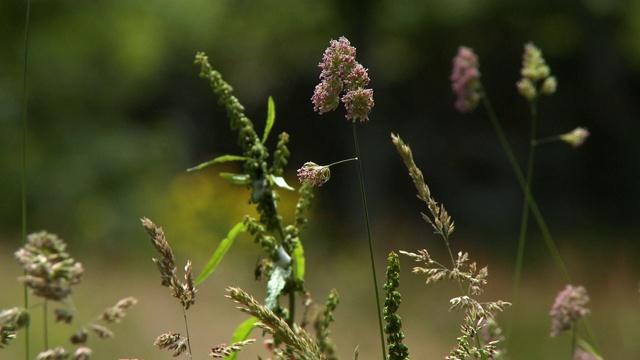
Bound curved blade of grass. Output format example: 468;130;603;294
220;172;251;185
270;175;294;191
187;155;249;172
292;242;305;281
224;316;258;360
261;96;275;144
195;222;247;285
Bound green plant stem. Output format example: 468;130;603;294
182;308;193;360
43;300;48;350
480;94;602;351
351;121;386;360
510;100;538;336
327;157;358;167
480;94;569;281
21;1;31;358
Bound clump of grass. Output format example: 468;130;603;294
392;133;511;359
1;231;137;359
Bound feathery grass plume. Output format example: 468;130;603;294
297;162;331;187
516;42;557;101
383;252;410;360
450;46;482;113
393;133;510;359
101;297;138;324
72;347;92;360
560;127;590;148
391;134;455;240
15;231;84;302
0;307;29;348
209;339;256;358
36;346;69;360
154;332;189;357
141;217;197;310
312;37;374;122
550;285;590;338
226;287;323;360
314;289;339;360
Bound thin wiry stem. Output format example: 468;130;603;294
511;99;538;334
182;308;193;360
21;1;32;358
352;122;386;360
480;93;569;279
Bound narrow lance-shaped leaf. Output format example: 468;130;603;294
270;175;294;191
187;155;250;172
292;243;305;282
262;96;275;144
195;222;247;285
225;316;259;360
220;172;252;185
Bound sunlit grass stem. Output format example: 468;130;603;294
183;308;193;360
352;121;386;360
21;0;32;358
480;94;602;351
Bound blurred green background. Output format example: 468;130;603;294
2;0;640;359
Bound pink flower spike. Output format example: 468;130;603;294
450;46;483;113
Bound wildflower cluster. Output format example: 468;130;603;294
297;162;331;187
312;37;374;121
141;217;197;310
516;42;557;101
15;231;84;302
450;46;482;113
392;133;510;360
549;284;590;338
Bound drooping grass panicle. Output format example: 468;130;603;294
141;217;197;310
154;332;189;357
450;46;482;113
391;133;455;240
0;307;29;348
226;287;323;360
209;339;256;358
100;297;138;324
15;231;84;302
383;252;410;360
549;285;590;338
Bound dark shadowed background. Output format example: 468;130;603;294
2;0;639;359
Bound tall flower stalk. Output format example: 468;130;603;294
450;44;597;351
309;36;385;360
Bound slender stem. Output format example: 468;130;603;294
21;1;32;358
43;300;48;350
479;93;605;351
480;94;570;280
182;308;193;360
509;100;538;339
533;134;562;146
327;157;358;167
351;122;386;360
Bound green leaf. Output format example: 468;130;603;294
292;242;305;281
187;155;249;172
225;317;258;360
195;222;247;285
265;267;290;310
220;172;251;185
262;96;275;144
270;175;294;190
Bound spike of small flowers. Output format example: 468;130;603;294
450;46;482;113
297;162;331;187
518;42;557;101
312;36;374;122
549;284;590;337
560;127;590;148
